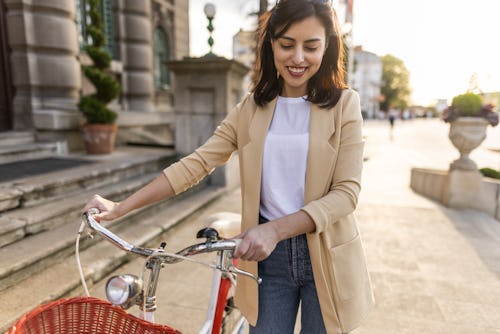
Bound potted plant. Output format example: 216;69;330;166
78;0;120;154
442;92;498;170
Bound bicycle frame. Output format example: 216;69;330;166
200;256;224;334
81;209;259;334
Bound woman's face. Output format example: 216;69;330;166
271;16;327;97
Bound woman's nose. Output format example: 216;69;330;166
291;48;304;64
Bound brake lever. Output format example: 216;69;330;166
226;265;262;284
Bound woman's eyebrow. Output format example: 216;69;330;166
279;36;323;43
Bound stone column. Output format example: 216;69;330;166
116;0;155;112
5;0;80;131
167;56;249;189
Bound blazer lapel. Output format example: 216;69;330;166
241;97;277;230
305;103;336;203
248;98;276;144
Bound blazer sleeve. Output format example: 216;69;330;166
301;90;364;234
162;96;248;195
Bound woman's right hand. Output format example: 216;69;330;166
83;194;122;223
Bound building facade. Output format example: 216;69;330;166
0;0;189;150
351;46;383;119
232;29;256;93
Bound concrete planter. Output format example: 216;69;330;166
448;117;488;171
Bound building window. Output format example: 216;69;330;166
153;27;170;89
76;0;115;58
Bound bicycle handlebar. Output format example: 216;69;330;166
162;239;241;264
83;209;154;257
82;209;260;283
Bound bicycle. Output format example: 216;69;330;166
7;209;260;334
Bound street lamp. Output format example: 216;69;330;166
204;3;216;56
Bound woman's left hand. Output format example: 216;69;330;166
233;223;280;262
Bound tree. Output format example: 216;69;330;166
380;54;411;112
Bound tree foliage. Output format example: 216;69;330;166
380;54;411;112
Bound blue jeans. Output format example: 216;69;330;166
249;217;327;333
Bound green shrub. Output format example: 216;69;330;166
479;167;500;179
82;67;120;103
84;45;111;70
78;0;120;125
451;93;483;116
78;96;117;124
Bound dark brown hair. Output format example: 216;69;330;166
251;0;347;109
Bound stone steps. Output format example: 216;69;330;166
0;171;155;247
0;146;177;213
0;145;178;251
0;131;64;164
0;170;159;290
0;146;178;305
0;145;228;332
0;131;35;146
0;185;225;332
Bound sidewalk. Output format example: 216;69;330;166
354;121;500;333
88;121;500;333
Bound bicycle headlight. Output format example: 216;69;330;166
105;274;143;308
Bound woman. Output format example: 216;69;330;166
84;0;374;332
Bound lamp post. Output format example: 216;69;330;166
203;3;216;56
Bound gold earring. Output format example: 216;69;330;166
277;71;280;79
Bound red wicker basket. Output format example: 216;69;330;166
6;296;181;334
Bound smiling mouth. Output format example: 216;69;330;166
287;66;307;76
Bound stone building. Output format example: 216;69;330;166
232;29;256;93
0;0;189;151
351;46;383;119
232;29;255;69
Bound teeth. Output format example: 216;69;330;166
289;67;305;73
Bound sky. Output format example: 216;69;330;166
189;0;500;106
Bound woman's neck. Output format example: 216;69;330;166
281;85;307;98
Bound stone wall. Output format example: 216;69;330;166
167;56;249;189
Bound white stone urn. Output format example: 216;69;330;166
448;117;488;170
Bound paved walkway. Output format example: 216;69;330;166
355;120;500;333
89;120;500;333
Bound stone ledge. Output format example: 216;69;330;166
33;109;175;131
410;167;500;221
117;110;174;127
0;187;23;212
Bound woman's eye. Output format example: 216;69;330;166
280;44;293;49
305;47;319;52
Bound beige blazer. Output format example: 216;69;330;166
163;89;374;333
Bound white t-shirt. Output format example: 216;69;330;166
260;96;311;221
